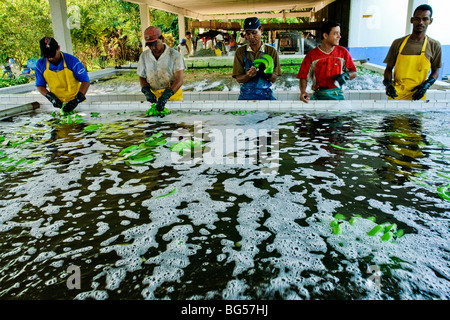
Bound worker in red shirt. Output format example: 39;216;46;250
297;21;357;103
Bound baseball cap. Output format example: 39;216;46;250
244;17;261;30
40;37;59;58
144;26;162;46
181;39;186;44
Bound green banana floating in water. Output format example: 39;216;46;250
155;188;177;199
51;107;83;125
367;222;404;242
119;132;167;165
0;136;36;172
385;132;408;138
83;124;103;133
329;213;404;242
253;54;274;74
330;144;359;151
330;214;346;235
170;139;203;156
1;136;33;148
437;184;450;201
231;110;257;115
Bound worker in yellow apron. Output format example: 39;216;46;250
138;26;185;115
383;5;441;101
43;52;81;103
385;35;435;101
36;37;90;114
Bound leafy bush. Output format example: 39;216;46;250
0;76;30;88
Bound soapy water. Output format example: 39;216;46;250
0;109;449;300
84;70;384;94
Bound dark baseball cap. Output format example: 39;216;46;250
244;17;261;30
40;37;59;58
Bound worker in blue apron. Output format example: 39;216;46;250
239;48;276;100
232;17;281;101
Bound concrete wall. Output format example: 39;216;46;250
427;0;450;78
348;0;449;78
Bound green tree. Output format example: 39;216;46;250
0;0;182;71
0;0;52;66
150;9;179;41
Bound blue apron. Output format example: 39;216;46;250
238;46;276;100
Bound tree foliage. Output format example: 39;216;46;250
0;0;228;70
0;0;53;66
0;0;147;70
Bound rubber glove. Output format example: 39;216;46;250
141;86;157;103
45;92;63;109
257;63;272;82
412;77;436;101
383;79;398;99
335;72;350;87
156;88;174;111
62;92;85;113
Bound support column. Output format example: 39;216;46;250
178;14;186;42
48;0;73;54
139;4;151;47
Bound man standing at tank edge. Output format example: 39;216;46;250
36;37;90;114
297;21;357;103
138;26;186;111
383;4;442;101
232;17;281;100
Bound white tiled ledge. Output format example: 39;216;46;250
14;100;447;115
1;90;450;105
1;90;449;117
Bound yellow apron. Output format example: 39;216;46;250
43;52;81;103
391;35;430;101
152;87;183;101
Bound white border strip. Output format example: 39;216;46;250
1;91;449;116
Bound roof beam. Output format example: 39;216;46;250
126;0;335;21
127;0;206;19
201;11;312;21
313;0;337;12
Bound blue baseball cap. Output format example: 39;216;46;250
244;17;261;30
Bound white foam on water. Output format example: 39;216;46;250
1;110;450;299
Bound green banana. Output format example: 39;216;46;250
437;185;450;201
84;124;103;133
119;132;167;166
368;225;385;236
170;140;203;156
146;103;171;117
155;188;177;199
330;144;359;151
253;54;274;74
